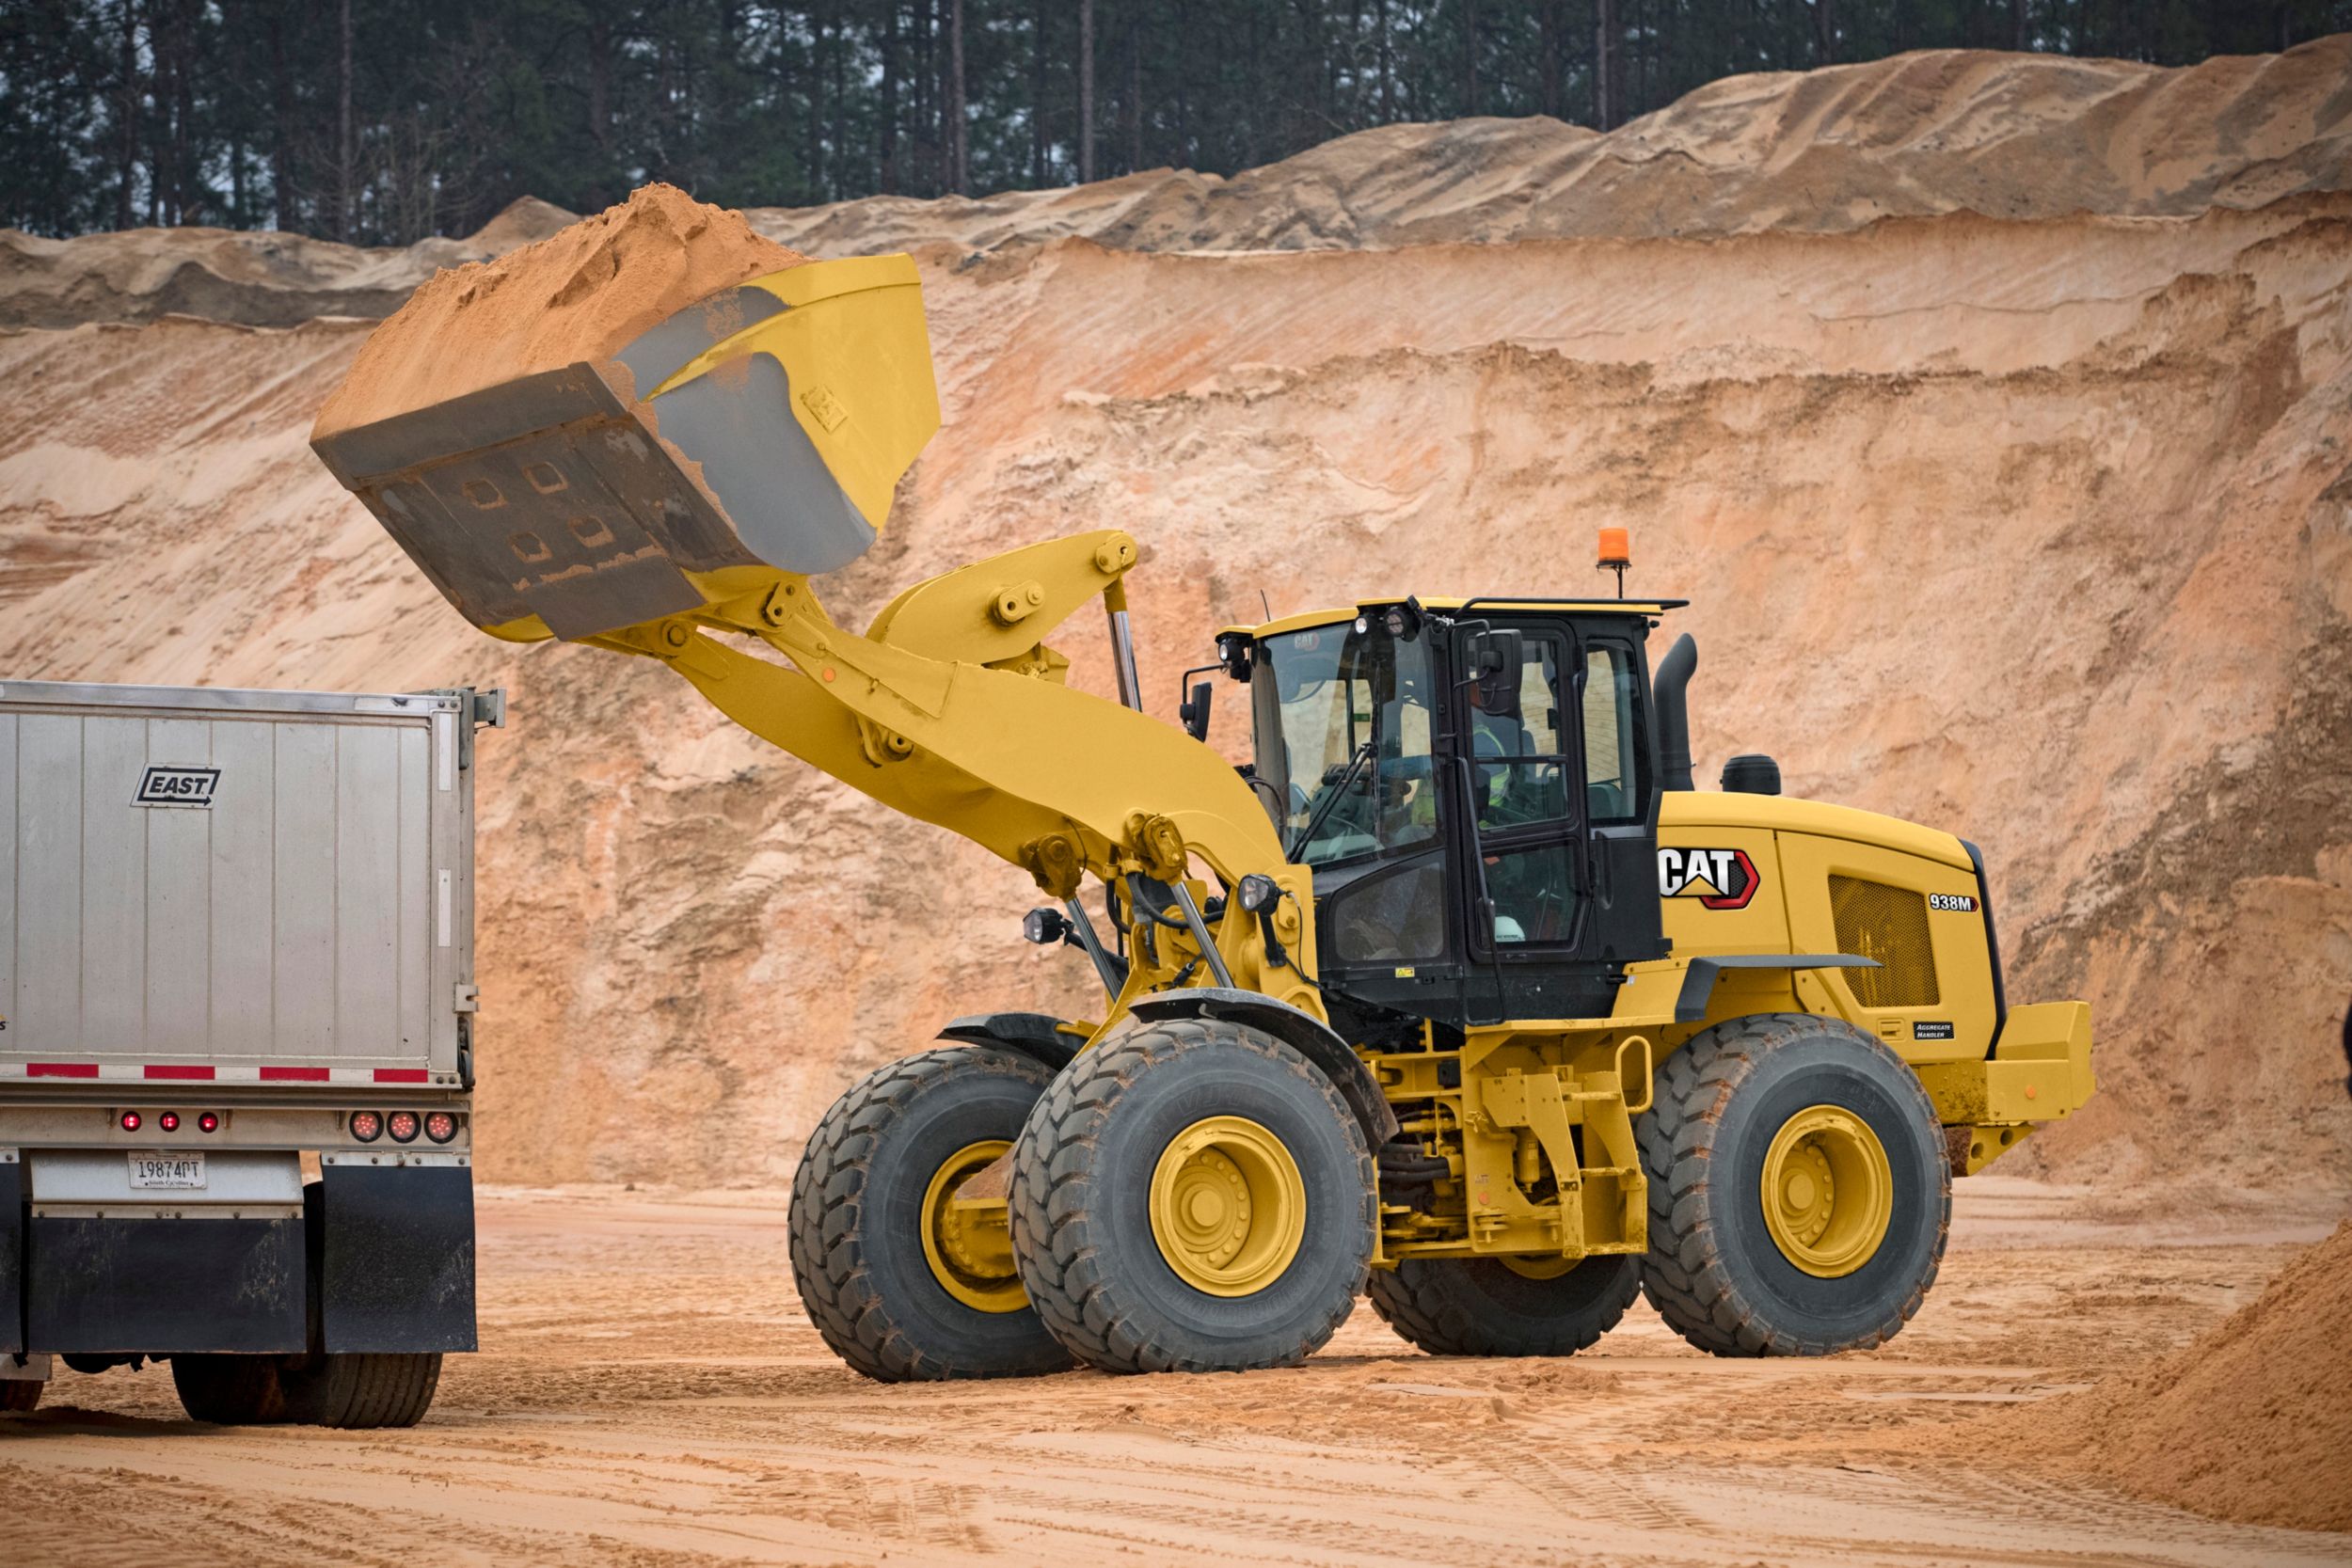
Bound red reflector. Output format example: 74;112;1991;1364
158;1111;181;1132
373;1069;430;1085
198;1112;220;1133
261;1067;330;1082
144;1065;214;1081
30;1064;99;1079
424;1111;459;1144
387;1111;421;1144
119;1111;141;1132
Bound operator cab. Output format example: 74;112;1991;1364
1220;596;1681;1033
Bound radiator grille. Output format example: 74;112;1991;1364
1829;876;1940;1008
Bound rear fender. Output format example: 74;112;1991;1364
937;1012;1082;1072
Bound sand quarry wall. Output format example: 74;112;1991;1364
1;44;2347;1192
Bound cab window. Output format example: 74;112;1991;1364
1581;642;1644;823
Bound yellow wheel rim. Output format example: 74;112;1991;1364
918;1140;1026;1313
1759;1105;1894;1278
1499;1254;1577;1281
1148;1116;1307;1297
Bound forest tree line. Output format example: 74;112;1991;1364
0;0;2342;244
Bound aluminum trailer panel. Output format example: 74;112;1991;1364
0;681;479;1086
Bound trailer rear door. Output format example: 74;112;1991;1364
0;682;475;1088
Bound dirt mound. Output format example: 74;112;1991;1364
10;40;2349;334
1981;1221;2352;1532
314;183;804;437
755;38;2352;254
1;45;2347;1192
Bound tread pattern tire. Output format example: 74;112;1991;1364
1009;1018;1374;1374
1638;1012;1950;1357
0;1378;41;1414
789;1046;1073;1382
172;1354;298;1425
297;1352;442;1429
1367;1252;1642;1358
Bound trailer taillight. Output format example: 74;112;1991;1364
388;1111;421;1144
158;1111;181;1132
350;1110;383;1143
119;1111;141;1132
424;1112;459;1145
198;1112;219;1133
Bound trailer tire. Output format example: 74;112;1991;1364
0;1378;40;1414
171;1354;298;1425
1368;1252;1641;1358
285;1353;443;1429
1638;1012;1949;1356
789;1046;1074;1382
1009;1018;1374;1373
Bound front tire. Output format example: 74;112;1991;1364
1009;1018;1374;1373
1368;1252;1641;1357
1638;1012;1950;1356
789;1046;1074;1381
1;1378;41;1414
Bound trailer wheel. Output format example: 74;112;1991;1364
1368;1252;1641;1357
0;1378;40;1414
281;1353;443;1428
171;1354;297;1425
1009;1018;1374;1373
789;1046;1073;1381
1638;1012;1949;1356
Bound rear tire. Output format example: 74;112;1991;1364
1637;1012;1949;1356
789;1046;1074;1381
172;1354;298;1425
0;1378;41;1414
282;1352;442;1428
1368;1252;1641;1357
1009;1019;1374;1373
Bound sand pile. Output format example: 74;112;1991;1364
312;183;803;437
1982;1221;2352;1532
2;45;2348;1192
754;37;2352;256
16;41;2349;332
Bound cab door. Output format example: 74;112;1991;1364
1450;620;1614;1020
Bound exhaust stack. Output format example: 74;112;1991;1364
1655;632;1697;791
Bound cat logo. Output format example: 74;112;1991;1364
1658;846;1758;911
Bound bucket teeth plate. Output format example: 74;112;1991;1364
313;364;759;641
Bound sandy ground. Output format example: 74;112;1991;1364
3;1178;2345;1568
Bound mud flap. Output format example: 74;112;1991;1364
315;1162;477;1354
26;1215;305;1354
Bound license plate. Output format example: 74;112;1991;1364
129;1151;205;1189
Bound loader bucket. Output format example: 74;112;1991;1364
312;253;940;642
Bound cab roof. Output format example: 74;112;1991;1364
1222;595;1686;641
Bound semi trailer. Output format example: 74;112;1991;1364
0;678;496;1426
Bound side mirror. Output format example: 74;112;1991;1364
1469;628;1523;721
1179;680;1214;742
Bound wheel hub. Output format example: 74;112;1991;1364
1148;1117;1306;1297
1759;1105;1893;1278
919;1140;1027;1313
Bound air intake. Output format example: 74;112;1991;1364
1829;876;1940;1008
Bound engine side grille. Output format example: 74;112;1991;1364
1829;876;1941;1008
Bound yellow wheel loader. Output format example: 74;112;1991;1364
314;255;2094;1380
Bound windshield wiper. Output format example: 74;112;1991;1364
1286;741;1375;861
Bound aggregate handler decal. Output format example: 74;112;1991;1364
1658;847;1758;911
134;765;219;809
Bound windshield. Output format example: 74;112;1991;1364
1252;620;1438;864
